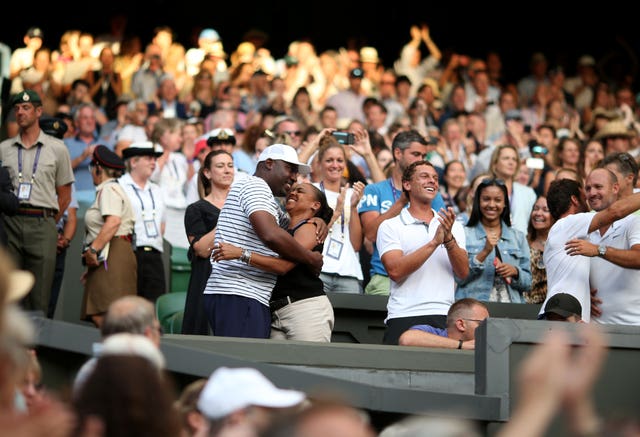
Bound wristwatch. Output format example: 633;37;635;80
89;246;98;255
597;245;607;258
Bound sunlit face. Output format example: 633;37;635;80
493;147;519;179
395;142;428;171
444;161;466;190
207;153;234;187
272;160;299;197
559;140;581;166
320;146;346;184
530;196;551;232
131;155;157;180
478;185;505;222
584;141;604;166
376;149;393;171
285;182;319;215
404;163;439;202
585;168;618;211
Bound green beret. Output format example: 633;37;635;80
11;90;42;106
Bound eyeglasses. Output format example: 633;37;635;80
283;130;301;137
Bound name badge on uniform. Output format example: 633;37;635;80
326;236;344;260
144;219;159;238
17;182;32;200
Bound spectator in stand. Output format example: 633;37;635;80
377;161;468;345
85;45;123;121
358;130;446;296
399;298;489;350
439;160;467;217
525;196;552;304
64;102;100;195
131;43;165;102
148;74;189;120
182;150;234;335
393;24;442;98
455;177;531;303
313;136;366;294
149;117;189;249
488;144;537;234
115;98;149;157
9;27;44;81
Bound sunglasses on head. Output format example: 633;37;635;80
479;178;505;187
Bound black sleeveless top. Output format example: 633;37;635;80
270;219;325;302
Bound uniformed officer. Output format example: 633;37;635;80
0;90;74;315
120;141;167;303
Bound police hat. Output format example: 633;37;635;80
39;116;68;139
11;90;42;106
92;145;125;171
206;128;236;146
122;141;163;160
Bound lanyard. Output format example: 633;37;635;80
130;184;156;216
17;144;43;183
389;178;402;202
320;182;345;235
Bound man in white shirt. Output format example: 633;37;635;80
377;160;468;344
540;177;640;322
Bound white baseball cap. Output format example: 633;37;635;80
197;367;305;419
257;143;310;174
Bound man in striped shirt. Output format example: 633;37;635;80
204;144;323;338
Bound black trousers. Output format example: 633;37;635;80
383;314;447;345
135;248;166;303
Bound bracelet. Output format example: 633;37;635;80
457;339;463;350
443;237;456;248
240;248;252;264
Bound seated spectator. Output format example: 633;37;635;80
174;379;208;437
197;367;306;437
73;295;163;393
538;292;583;322
398;298;489;350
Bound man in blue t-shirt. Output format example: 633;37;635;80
358;130;444;295
398;298;489;350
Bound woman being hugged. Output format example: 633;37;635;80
455;178;531;303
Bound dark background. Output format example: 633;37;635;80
2;2;638;87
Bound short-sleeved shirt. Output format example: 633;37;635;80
589;215;640;325
84;179;135;246
64;133;100;192
119;172;166;252
358;178;445;277
539;212;594;322
409;325;448;337
204;175;287;307
377;208;466;322
0;131;75;211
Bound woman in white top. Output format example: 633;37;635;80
488;144;537;235
313;135;366;294
149;117;190;249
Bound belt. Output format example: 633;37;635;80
117;234;133;243
137;246;159;253
269;296;303;313
16;206;56;218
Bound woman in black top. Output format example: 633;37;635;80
182;150;233;335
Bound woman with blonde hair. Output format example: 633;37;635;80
488;144;537;234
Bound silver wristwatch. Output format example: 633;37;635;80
597;245;607;257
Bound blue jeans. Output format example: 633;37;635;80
320;272;362;294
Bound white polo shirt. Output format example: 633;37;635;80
377;208;466;323
540;212;594;322
589;215;640;325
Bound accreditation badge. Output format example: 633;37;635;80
326;236;344;260
144;219;159;238
17;182;32;200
